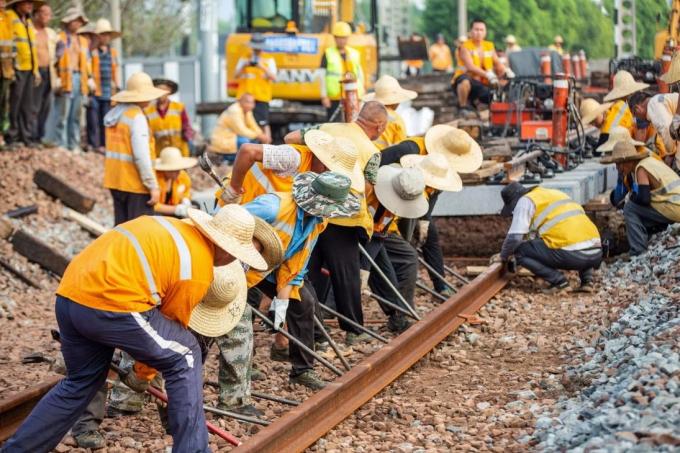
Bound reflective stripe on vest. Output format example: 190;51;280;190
531;198;572;230
154;129;181;138
114;225;162;304
538;209;585;235
153;216;192;280
656;178;680;195
610;104;627;129
105;150;133;162
250;163;275;193
272;218;295;239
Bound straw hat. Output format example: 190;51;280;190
155;147;198;171
660;51;680;84
292;171;360;218
580;98;613;126
252;217;284;272
94;18;121;38
505;35;517;44
6;0;46;7
375;165;429;219
188;261;247;337
604;70;650;102
424;125;483;174
152;78;178;95
112;72;168;103
597;126;644;152
400;153;462;192
600;141;649;164
187;204;267;270
61;7;88;25
362;75;417;105
554;35;564;44
303;129;364;191
76;23;96;36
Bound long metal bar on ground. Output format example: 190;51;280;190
416;256;457;292
366;291;419;320
313;315;351;372
234;264;510;453
0;376;62;441
317;303;388;343
416;280;448;302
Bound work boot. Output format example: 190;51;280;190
106;406;140;418
270;344;289;362
575;280;594;293
251;366;266;381
541;280;571;294
289;370;327;390
387;314;411;334
74;431;105;449
438;287;455;298
345;332;373;345
218;403;264;418
315;339;330;352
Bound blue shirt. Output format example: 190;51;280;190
96;47;113;101
243;193;323;287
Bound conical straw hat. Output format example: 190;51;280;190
155;147;198;171
600;141;649;164
660;51;680;84
424;125;483;173
580;98;613;126
94;18;121;38
188;261;247;337
596;126;644;153
303;130;365;191
362;75;417;105
111;72;168;103
400;153;462;192
604;70;650;102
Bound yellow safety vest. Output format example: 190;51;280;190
525;187;600;249
145;100;190;157
104;105;156;194
374;108;407;150
7;9;37;73
0;11;14;79
236;52;275;103
636;157;680;222
453;40;495;84
324;46;364;100
602;100;634;135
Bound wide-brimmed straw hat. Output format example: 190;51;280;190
362;75;417;105
505;35;517;44
600;141;649;164
400;153;462;192
375;165;429;219
76;23;96;36
604;70;650;102
660;51;680;84
155;147;198;171
94;18;121;38
252;217;284;272
152;78;178;95
501;182;530;217
304;130;364;192
580;98;613;126
187;204;268;270
188;261;247;337
292;171;360;218
112;72;168;103
597;126;644;152
425;125;483;174
7;0;46;7
61;7;88;25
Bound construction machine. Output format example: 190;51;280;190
654;0;680;59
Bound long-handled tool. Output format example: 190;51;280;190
313;314;351;372
366;291;420;321
316;303;388;343
416;280;447;302
198;153;224;187
415;256;457;293
415;247;469;285
205;381;300;406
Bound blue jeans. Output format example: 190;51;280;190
50;73;83;149
1;296;209;453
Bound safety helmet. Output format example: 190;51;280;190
332;21;352;38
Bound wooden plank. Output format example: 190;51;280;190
10;229;70;276
460;162;503;184
584;194;613;212
466;265;533;277
63;208;109;237
0;218;13;240
0;257;41;289
33;169;96;214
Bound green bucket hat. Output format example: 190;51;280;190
292;171;360;218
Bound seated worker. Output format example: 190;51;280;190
1;205;267;453
498;182;602;293
362;74;417;150
548;35;564;55
429;33;453;73
243;171;360;389
627;91;679;167
580;98;634;150
145;78;195;157
153;146;197;218
604;142;680;255
210;93;271;162
452;18;514;113
505;35;521;53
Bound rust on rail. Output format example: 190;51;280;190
0;376;61;441
235;263;511;453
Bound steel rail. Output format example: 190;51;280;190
234;263;510;453
0;376;62;441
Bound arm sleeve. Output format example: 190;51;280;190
630;184;651;206
130;114;159;190
261;144;301;176
242;193;280;223
234;57;247;75
267;58;277;79
507;197;534;235
319;55;328;97
610;173;630;207
647;98;674;154
424;190;441;219
500;234;524;260
180;107;195;142
379;140;421;166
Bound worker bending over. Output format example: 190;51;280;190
498;182;602;293
628;91;678;167
363;74;416;150
211;93;271;161
153;146;197;218
580;98;634;150
145;78;195;157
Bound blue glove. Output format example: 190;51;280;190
635;117;649;129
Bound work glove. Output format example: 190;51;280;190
415;220;430;247
360;269;371;294
219;184;242;205
33;72;42;87
489;253;502;264
174;203;189;218
87;77;96;92
505;68;516;79
122;369;151;393
485;70;499;85
269;297;289;331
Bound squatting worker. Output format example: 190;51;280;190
153;146;197;218
362;74;416;150
145;78;195;158
627;90;679;167
210;93;271;162
498;182;602;294
452;18;513;113
579;98;634;151
1;205;268;453
605;142;680;255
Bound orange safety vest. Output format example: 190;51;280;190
245;192;327;300
235;52;275;103
156;170;192;207
145;100;190;157
56;31;89;94
366;185;395;235
91;46;119;97
104;105;157;194
453;40;495;84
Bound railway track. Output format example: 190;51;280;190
0;263;509;451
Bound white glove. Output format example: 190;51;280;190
505;68;516;79
174;203;189;218
360;269;370;294
53;77;62;91
180;197;192;207
219;184;242;205
485;70;498;85
416;220;430;247
87;78;96;92
489;253;502;264
269;297;289;331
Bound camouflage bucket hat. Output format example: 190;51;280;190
292;171;360;218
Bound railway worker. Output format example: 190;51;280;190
210;93;271;162
497;182;602;294
662;51;680;159
152;146;197;218
0;205;268;453
429;33;453;74
145;77;195;157
580;98;635;151
451;18;514;114
548;35;564;55
31;2;57;144
320;20;364;120
75;22;100;152
234;33;277;142
0;0;14;147
595;126;645;157
362;74;417;150
103;72;167;225
627;91;679;168
243;171;360;389
504;35;521;53
605;141;680;255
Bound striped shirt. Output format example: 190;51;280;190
97;47;113;100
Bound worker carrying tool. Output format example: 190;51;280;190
0;205;267;453
496;182;602;294
429;33;453;73
580;98;635;151
452;18;514;114
363;74;417;150
144;78;195;157
153;146;197;218
210;93;271;162
548;35;564;55
320;21;365;120
605;141;680;255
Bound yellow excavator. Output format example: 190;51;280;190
655;0;680;58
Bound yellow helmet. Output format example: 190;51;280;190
332;21;352;38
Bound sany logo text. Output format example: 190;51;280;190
276;68;324;83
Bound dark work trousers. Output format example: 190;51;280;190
623;201;674;255
6;70;36;144
110;189;154;226
33;67;52;141
2;296;208;453
307;224;364;334
420;221;448;292
85;96;99;148
515;239;603;286
361;233;418;315
248;279;316;377
95;98;111;148
0;76;10;133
